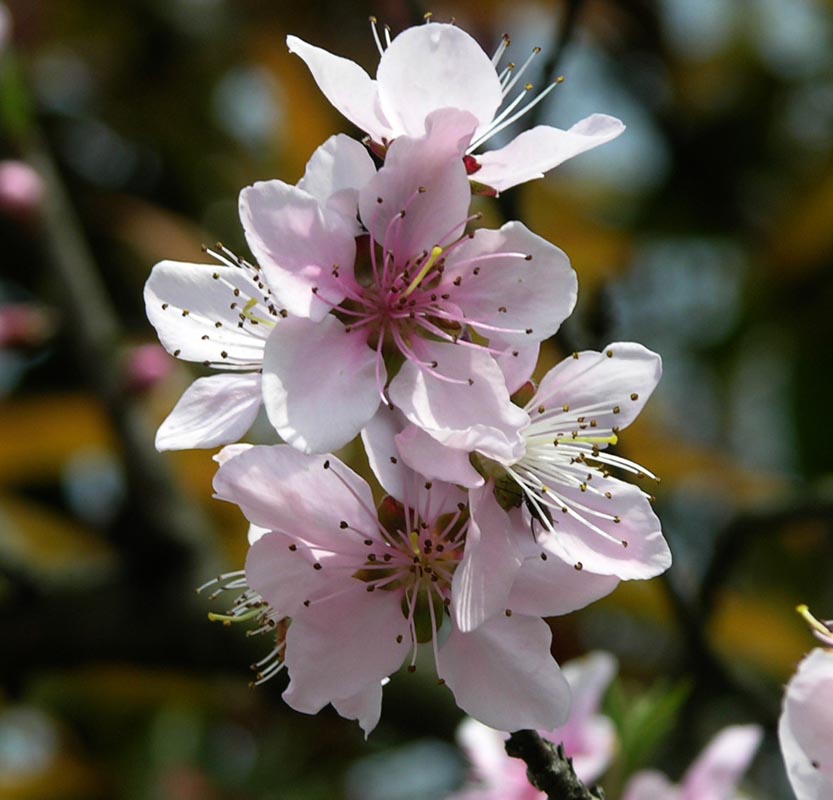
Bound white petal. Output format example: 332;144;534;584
376;24;501;137
474;115;626;193
452;484;522;633
532;342;662;431
286;35;393;141
261;315;380;454
332;681;384;738
155;373;262;451
145;260;270;364
438;614;570;731
780;649;833;800
297;134;376;231
442;221;577;347
389;341;528;465
239;180;357;321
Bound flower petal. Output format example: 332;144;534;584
376;23;501;137
358;109;476;260
622;771;679;800
452;484;522;633
779;649;833;800
239;180;356;321
332;681;384;738
261;315;380;454
443;221;577;347
395;424;485;489
682;724;763;800
144;260;270;364
286;35;393;141
495;342;539;396
389;341;528;465
297;134;376;231
282;585;409;714
438;614;570;731
531;342;662;431
155;372;262;451
212;445;377;553
474;114;626;193
539;476;671;580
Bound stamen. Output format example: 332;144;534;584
369;16;385;56
491;33;511;67
401;246;444;298
502;47;542;98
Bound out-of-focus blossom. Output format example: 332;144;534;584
0;4;9;53
242;109;576;454
779;606;833;800
0;161;44;221
288;21;624;193
448;652;617;800
0;303;54;349
378;344;670;583
144;133;370;451
122;342;175;395
207;444;620;735
622;724;762;800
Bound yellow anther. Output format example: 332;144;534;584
401;246;444;299
797;604;831;637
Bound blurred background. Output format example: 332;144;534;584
1;0;832;797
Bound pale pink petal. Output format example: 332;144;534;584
452;484;522;633
389;341;528;466
506;525;620;617
474;115;626;193
395;424;485;489
442;221;577;347
376;24;501;137
539;476;671;580
531;343;662;432
246;531;342;617
496;343;539;396
360;405;415;502
239;180;356;321
780;649;833;800
282;585;409;714
155;372;261;451
145;260;270;364
456;718;511;788
332;681;384;738
622;771;679;800
286;35;393;141
247;523;269;544
358;109;476;259
213;443;253;467
296;134;376;230
261;315;380;453
438;614;570;731
568;717;617;785
212;445;377;553
559;652;617;726
682;724;763;800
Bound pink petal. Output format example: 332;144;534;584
145;260;270;364
155;372;262;451
332;681;384;738
358;109;476;261
779;649;833;800
438;614;570;731
539;476;671;580
682;724;763;800
568;717;617;785
507;524;620;617
622;771;679;800
282;585;409;714
238;179;356;321
395;424;485;489
495;342;539;396
442;221;577;347
474;115;626;193
296;134;376;230
376;24;501;137
286;35;393;141
261;315;380;454
389;341;528;466
212;445;377;553
360;404;415;502
452;484;522;633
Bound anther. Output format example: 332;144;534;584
574;562;583;570
630;393;639;401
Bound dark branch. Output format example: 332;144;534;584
506;730;605;800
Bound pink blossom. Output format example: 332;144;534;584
0;160;44;221
144;134;373;451
242;109;577;454
448;652;618;800
622;725;762;800
377;344;671;582
207;444;620;735
287;20;625;193
779;612;833;800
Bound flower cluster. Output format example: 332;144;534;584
146;19;670;736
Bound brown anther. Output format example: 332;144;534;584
313;563;322;570
574;562;583;571
630;393;639;401
339;521;348;529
